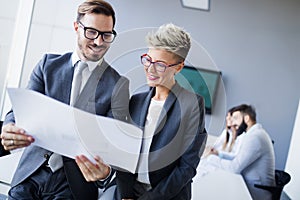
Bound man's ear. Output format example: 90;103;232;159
244;115;250;124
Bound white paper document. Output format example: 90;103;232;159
7;88;143;173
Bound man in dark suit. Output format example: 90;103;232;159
0;0;129;199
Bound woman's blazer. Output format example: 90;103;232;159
117;82;207;200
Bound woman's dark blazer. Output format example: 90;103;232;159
116;82;207;200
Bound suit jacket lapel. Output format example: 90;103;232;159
139;89;154;128
154;83;181;134
54;58;74;105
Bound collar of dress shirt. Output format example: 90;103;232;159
71;52;103;72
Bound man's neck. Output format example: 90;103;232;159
246;121;256;131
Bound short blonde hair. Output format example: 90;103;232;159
146;23;191;62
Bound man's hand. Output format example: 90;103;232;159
75;155;111;182
0;123;34;151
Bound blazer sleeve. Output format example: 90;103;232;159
116;170;137;198
3;54;48;126
140;95;207;200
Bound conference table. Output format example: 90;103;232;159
192;168;252;199
192;134;252;199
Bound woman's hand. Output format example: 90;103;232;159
75;155;111;182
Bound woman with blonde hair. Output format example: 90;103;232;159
115;23;207;200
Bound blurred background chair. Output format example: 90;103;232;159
254;169;291;200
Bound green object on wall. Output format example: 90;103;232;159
175;66;221;114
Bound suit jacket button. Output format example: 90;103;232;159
44;154;50;160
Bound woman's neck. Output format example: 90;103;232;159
153;85;170;101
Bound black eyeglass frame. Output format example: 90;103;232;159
77;21;117;43
141;54;182;72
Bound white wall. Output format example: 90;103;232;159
1;0;299;170
284;100;300;199
0;0;20;118
20;0;82;88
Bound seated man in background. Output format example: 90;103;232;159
200;104;275;200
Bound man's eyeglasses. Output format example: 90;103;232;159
77;21;117;43
141;54;182;72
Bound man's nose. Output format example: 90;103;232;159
93;35;104;46
232;124;239;129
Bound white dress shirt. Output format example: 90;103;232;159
71;53;103;94
137;99;165;184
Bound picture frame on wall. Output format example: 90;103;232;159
181;0;210;11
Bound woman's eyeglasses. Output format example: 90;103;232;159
141;54;182;72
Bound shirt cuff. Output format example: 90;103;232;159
95;165;113;188
99;165;112;181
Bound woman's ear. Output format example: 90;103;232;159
175;62;184;74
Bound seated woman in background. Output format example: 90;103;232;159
203;106;245;160
115;23;207;200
